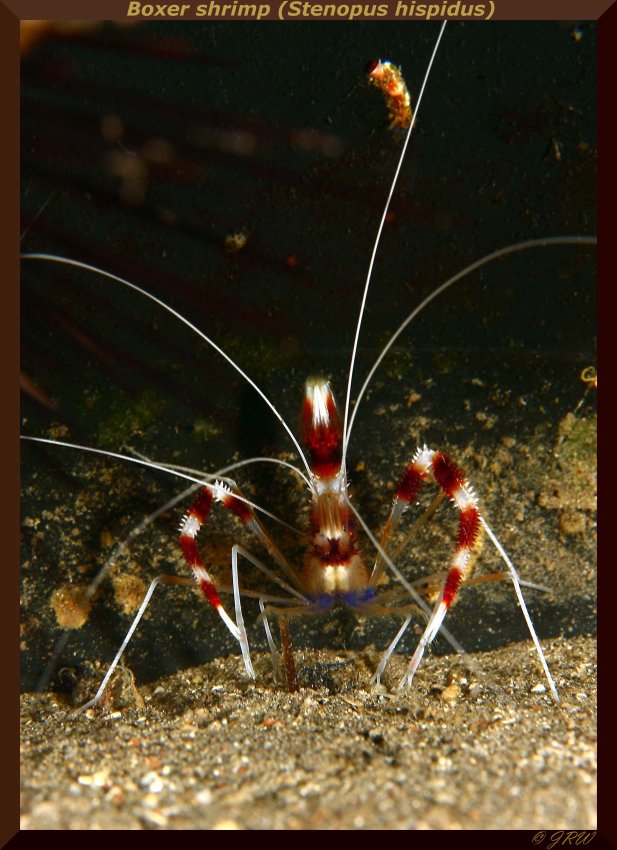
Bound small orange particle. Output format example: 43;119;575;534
367;60;412;130
580;366;597;389
224;231;248;253
50;585;92;629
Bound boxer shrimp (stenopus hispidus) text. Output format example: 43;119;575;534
20;21;596;705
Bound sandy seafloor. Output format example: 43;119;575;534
21;405;597;830
20;636;596;830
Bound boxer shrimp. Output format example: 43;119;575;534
20;21;596;702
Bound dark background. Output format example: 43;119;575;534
20;21;596;694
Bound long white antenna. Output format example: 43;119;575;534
345;235;597;450
21;253;313;479
20;435;300;534
342;21;448;472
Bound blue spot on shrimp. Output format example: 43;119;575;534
20;21;596;702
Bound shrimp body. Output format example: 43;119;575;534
301;380;372;605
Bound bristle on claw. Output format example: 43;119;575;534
301;379;343;480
